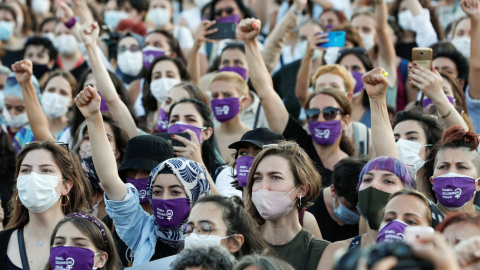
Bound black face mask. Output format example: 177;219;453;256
357;187;392;230
32;64;50;80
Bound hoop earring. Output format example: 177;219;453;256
298;195;302;208
61;195;69;206
16;195;22;206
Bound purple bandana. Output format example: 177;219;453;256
352;71;365;96
152;198;191;229
126;177;149;204
376;219;408;243
157;108;169;132
216;14;240;24
432;172;477;209
167;123;203;142
97;91;109;112
308;120;342;145
422;96;454;108
219;66;248;80
211;97;240;122
49;246;95;270
143;47;165;70
236;155;254;187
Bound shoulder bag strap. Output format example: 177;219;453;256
17;227;30;270
301;236;315;270
253;101;262;129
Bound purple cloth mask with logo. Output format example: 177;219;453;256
168;123;203;142
216;14;240;24
157;108;169;132
219;66;248;80
97;91;109;112
211;97;240;122
422;95;454;108
236;156;255;187
143;48;165;70
308;121;342;145
126;177;149;204
49;246;95;270
376;219;408;243
152;198;191;228
432;172;477;209
352;71;365;95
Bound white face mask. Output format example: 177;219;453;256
184;233;234;249
324;47;341;65
91;201;100;217
32;0;50;15
17;172;61;213
150;78;180;103
360;33;375;51
396;138;430;171
398;10;414;31
294;40;323;60
43;32;55;43
2;110;28;128
451;37;471;59
149;8;171;27
194;0;210;8
0;91;4;111
54;34;78;55
117;51;143;76
41;92;71;119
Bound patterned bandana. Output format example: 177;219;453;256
146;158;210;248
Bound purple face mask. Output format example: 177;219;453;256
432;172;477;209
126;177;149;204
352;71;365;96
216;14;240;24
167;123;204;142
236;155;254;187
422;95;454;108
157;108;169;133
152;198;191;229
376;219;408;243
211;97;240;122
219;66;248;80
308;121;342;146
49;246;96;270
143;46;165;70
97;91;109;112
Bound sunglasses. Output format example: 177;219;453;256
305;107;344;121
26;141;70;152
215;6;234;17
180;222;227;238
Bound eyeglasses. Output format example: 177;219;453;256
305;107;344;121
26;141;69;152
181;222;228;238
118;45;140;54
215;6;234;17
424;104;464;116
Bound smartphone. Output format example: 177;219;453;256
404;226;434;244
412;48;433;70
319;31;346;48
154;132;191;148
207;23;236;40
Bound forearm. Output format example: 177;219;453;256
20;81;55;141
187;42;201;85
87;112;127;201
312;0;334;9
375;1;397;83
433;96;469;131
295;55;313;107
405;0;424;16
76;2;94;24
469;17;480;99
369;96;399;158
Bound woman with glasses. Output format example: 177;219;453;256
74;86;211;265
182;195;269;258
115;32;144;87
244;142;330;270
240;18;354;187
0;141;90;269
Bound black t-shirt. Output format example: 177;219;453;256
272;60;302;119
307;188;359;243
395;42;416;62
283;115;333;186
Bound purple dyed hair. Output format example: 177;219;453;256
357;156;416;190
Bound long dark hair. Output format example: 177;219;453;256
208;0;253;20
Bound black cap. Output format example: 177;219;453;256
118;135;174;173
228;128;285;149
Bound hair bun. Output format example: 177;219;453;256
231;195;245;209
441;126;479;151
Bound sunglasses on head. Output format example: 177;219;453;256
305;107;344;121
215;6;234;17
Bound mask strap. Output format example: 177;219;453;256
286;185;299;196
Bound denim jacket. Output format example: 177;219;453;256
105;183;157;265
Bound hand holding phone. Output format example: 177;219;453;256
206;22;236;40
412;48;433;70
155;132;191;148
404;226;434;245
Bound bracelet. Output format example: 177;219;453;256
438;104;453;118
64;17;77;29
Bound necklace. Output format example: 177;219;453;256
38;241;43;246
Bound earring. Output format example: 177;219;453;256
16;195;22;206
298;195;302;207
61;195;69;206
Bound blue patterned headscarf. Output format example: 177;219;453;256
147;157;210;247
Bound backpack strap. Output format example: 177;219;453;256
301;236;315;270
18;227;30;270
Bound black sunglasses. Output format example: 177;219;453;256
215;6;234;17
26;141;69;152
305;107;344;121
